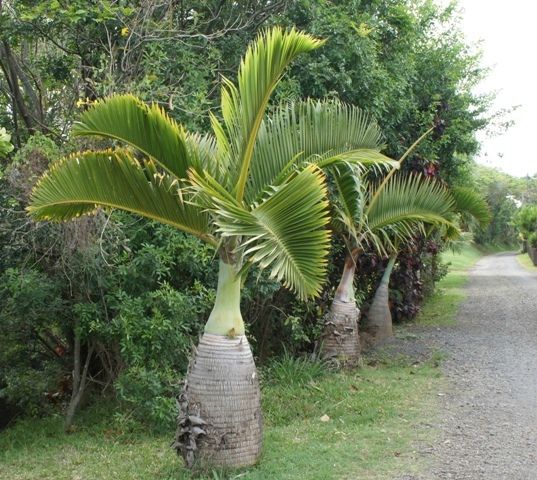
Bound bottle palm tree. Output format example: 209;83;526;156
319;170;459;365
28;28;394;468
364;186;491;345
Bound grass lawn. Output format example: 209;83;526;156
0;357;441;480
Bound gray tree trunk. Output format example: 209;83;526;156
64;319;93;432
364;256;396;345
174;333;262;469
319;255;360;366
319;299;360;366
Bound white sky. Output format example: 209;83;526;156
456;0;537;177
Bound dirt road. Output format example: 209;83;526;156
417;252;537;479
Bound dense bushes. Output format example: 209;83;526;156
516;205;537;244
0;268;65;416
469;164;528;247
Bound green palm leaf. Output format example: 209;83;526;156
246;99;395;202
451;186;491;227
364;174;457;253
190;165;330;300
28;27;388;306
27;150;214;244
329;163;364;242
73;95;206;179
219;27;325;201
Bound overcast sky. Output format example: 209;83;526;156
455;0;537;177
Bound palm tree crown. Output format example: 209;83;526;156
28;27;395;323
332;168;459;258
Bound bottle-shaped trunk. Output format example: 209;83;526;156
364;255;396;345
174;260;262;468
319;255;360;366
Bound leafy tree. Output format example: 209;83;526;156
278;0;488;178
28;28;394;468
469;165;520;246
365;185;490;345
515;205;537;251
319;167;457;364
0;0;288;141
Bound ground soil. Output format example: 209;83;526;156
399;252;537;479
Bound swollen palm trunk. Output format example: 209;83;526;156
319;299;360;366
319;256;360;366
364;256;396;345
173;261;262;468
175;333;262;468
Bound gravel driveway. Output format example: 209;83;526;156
408;252;537;479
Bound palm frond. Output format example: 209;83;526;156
364;174;457;253
219;28;325;201
329;163;364;241
27;150;214;244
73;95;202;179
451;186;491;227
247;99;395;202
190;165;330;300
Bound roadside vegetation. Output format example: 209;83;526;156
1;0;535;477
3;243;517;480
516;252;537;272
415;246;479;327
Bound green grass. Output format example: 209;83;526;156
9;243;510;479
417;244;487;326
516;252;537;272
0;357;442;480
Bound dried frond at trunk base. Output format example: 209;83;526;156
173;333;262;469
319;299;360;367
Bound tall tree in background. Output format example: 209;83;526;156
0;0;290;143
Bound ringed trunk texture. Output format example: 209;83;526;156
363;256;396;346
320;255;360;366
174;333;262;469
320;298;361;366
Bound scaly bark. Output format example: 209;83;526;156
364;255;397;345
319;254;360;366
174;259;262;468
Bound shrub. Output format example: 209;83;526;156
515;205;535;238
0;268;66;416
262;352;326;387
